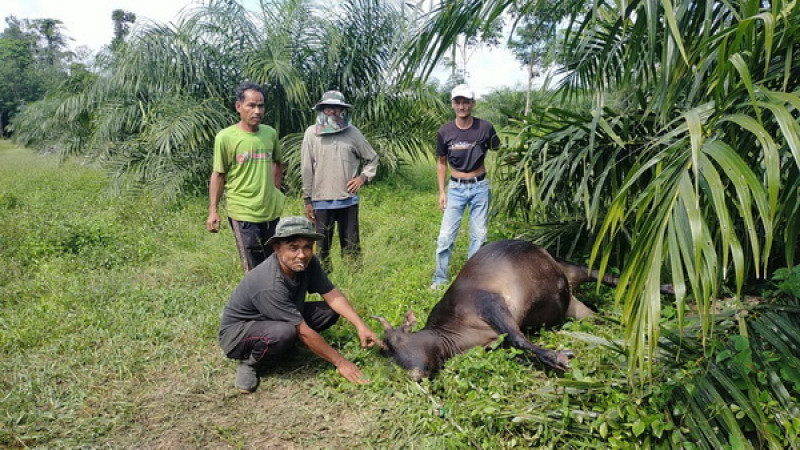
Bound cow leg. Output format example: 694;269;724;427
474;291;569;371
566;295;594;319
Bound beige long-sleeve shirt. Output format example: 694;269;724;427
301;125;379;204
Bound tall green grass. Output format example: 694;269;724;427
0;141;235;445
0;140;471;446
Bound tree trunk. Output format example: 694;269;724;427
525;64;534;115
525;43;536;115
451;40;457;81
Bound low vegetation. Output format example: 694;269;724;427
1;141;798;447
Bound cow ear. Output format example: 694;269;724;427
371;315;394;332
400;310;417;332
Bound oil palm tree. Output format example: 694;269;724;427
402;0;800;445
406;0;799;366
253;0;449;193
11;0;446;198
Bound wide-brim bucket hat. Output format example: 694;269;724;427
313;90;352;110
264;216;324;247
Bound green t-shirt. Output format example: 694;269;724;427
213;124;285;222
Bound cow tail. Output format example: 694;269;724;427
592;269;676;295
556;259;674;294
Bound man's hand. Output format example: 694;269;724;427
207;172;225;232
297;319;371;384
346;176;365;194
336;360;370;384
304;203;315;222
438;192;447;212
357;327;380;349
206;212;221;233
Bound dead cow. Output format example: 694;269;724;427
374;239;673;380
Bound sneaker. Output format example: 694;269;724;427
235;361;259;394
429;281;446;290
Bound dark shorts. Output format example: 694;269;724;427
223;302;340;364
228;217;279;272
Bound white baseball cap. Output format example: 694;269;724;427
450;84;474;100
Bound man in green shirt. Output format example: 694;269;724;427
207;82;285;272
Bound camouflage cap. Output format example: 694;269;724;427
264;216;324;247
313;90;352;110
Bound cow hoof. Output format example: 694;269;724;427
535;349;570;372
556;351;572;369
558;349;575;359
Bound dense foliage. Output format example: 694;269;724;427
9;0;449;199
0;15;81;137
404;0;800;382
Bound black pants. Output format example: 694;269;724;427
229;217;279;272
314;205;361;269
226;302;339;366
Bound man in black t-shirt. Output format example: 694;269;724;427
431;84;501;289
218;216;380;393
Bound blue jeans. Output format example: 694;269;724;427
432;179;490;284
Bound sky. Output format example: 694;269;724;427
1;0;530;98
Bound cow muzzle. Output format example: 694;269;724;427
408;368;427;382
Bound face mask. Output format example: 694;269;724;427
314;109;350;135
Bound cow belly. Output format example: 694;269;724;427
520;294;568;330
471;252;570;325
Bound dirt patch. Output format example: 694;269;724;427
108;349;373;448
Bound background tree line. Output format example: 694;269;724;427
5;0;453;199
0;8;139;137
0;16;69;136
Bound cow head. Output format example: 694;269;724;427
373;311;441;381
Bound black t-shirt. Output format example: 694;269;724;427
217;253;334;354
436;118;500;173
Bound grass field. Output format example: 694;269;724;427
7;139;792;448
1;139;537;447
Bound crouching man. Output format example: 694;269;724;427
218;216;380;393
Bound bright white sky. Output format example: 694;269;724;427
0;0;530;97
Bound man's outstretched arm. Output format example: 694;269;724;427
295;320;369;384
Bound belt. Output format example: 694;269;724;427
450;172;486;184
